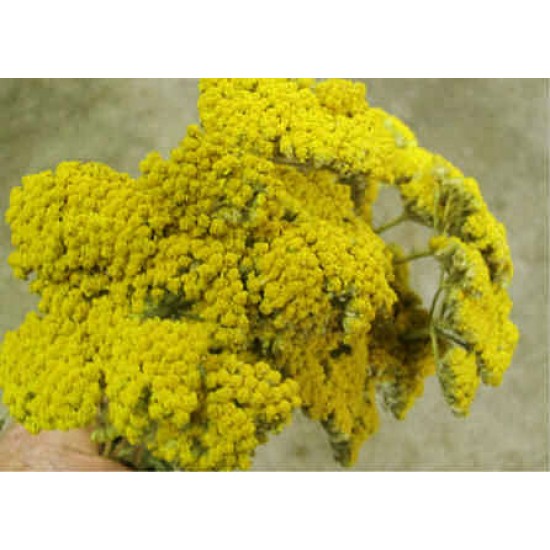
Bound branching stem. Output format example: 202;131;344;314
429;269;446;321
373;212;409;234
430;324;440;371
393;250;433;264
433;325;469;348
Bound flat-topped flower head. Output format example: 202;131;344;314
0;79;519;470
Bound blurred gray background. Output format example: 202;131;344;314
0;79;547;470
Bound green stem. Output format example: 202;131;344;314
429;287;443;320
272;154;313;172
429;269;445;369
393;250;433;264
430;324;440;369
441;191;453;235
402;324;469;351
433;183;441;232
374;213;409;234
429;270;447;321
133;444;145;469
349;176;367;216
433;324;470;349
401;327;431;341
102;438;114;458
401;264;446;347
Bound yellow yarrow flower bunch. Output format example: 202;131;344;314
0;79;519;470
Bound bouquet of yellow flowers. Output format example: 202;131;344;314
0;79;518;471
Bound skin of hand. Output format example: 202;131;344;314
0;421;129;471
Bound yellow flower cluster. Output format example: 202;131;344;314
292;329;389;466
197;78;401;222
5;161;158;321
389;143;513;287
0;312;101;434
437;347;480;417
0;78;518;469
96;313;299;471
136;108;399;463
369;245;435;420
0;295;299;471
430;236;519;389
377;116;518;415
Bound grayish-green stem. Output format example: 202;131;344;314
393;249;433;264
373;212;409;234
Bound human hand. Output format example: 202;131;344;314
0;420;129;471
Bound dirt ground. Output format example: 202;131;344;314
0;79;547;470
